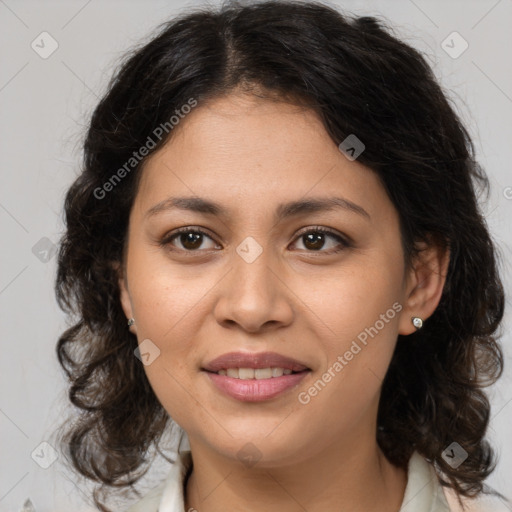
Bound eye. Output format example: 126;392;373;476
160;226;351;255
160;227;220;252
290;227;350;254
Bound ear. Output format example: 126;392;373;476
398;237;450;336
113;261;137;336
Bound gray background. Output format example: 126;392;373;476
1;0;511;510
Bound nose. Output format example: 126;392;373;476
213;244;294;333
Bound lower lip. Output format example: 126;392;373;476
203;370;310;402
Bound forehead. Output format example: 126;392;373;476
165;92;331;159
133;93;391;224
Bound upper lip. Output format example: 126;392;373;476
202;351;311;373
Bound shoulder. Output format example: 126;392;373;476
124;448;193;512
402;452;510;512
125;479;167;512
444;486;511;512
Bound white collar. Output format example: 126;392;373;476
400;452;451;511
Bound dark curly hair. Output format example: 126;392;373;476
54;0;505;510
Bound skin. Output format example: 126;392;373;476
119;91;450;512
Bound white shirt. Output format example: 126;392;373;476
125;435;509;512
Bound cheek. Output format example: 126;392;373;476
127;242;212;339
130;274;211;376
130;275;206;426
125;252;217;417
299;257;402;347
294;261;403;408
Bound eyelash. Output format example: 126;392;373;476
159;226;351;255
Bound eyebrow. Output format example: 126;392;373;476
145;195;371;221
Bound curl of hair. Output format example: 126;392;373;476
55;1;505;510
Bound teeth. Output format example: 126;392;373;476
217;367;296;379
239;368;254;379
271;367;283;377
255;368;272;379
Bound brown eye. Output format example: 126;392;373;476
178;231;204;250
161;227;220;252
303;232;327;250
292;228;350;254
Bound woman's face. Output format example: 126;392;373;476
119;92;431;466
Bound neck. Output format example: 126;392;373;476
184;434;407;512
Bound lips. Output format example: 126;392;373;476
201;351;310;373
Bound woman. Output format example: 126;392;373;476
54;1;508;511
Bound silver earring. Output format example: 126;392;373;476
411;316;423;330
127;318;135;327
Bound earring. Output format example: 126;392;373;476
127;318;135;327
411;316;423;330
